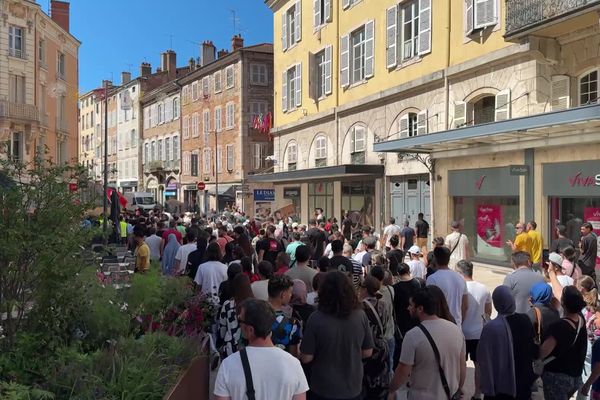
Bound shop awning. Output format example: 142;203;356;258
373;103;600;158
247;164;384;183
203;184;237;198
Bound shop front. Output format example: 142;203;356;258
183;185;198;213
449;167;520;264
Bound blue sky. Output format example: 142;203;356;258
64;0;273;93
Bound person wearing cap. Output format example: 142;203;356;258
445;220;471;270
546;252;575;288
407;245;426;280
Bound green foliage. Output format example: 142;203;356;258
0;382;55;400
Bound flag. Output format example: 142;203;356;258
107;188;128;208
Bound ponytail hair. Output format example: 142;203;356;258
578;275;599;310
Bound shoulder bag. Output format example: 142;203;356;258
239;348;256;400
532;315;582;376
449;233;462;256
418;324;461;400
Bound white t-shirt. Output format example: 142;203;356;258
307;291;318;305
400;318;465;400
462;281;492;340
214;346;309;400
407;259;426;280
174;243;196;275
445;231;470;269
251;280;269;301
194;261;227;303
556;275;575;288
323;242;334;259
426;269;468;326
383;224;402;247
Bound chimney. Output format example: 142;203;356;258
188;57;196;71
50;1;70;33
121;72;131;85
140;62;152;77
166;50;176;78
101;80;113;89
231;34;244;51
201;41;216;67
217;49;229;59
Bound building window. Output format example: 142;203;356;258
254;143;265;169
308;182;333;221
158;140;163;162
8;132;23;161
226;103;235;129
580;70;598;106
314;47;332;99
9;75;25;104
192;113;199;137
473;96;495;125
191;153;199;176
202;77;210;97
225;65;235;89
165;137;171;162
251;64;268;85
157;104;163;124
57;52;66;80
314;135;327;167
400;1;419;61
399;112;418;138
314;0;331;27
173;97;180;119
214;107;222;132
214;71;222;93
173;136;179;160
465;0;498;35
151;141;156;162
351;125;366;164
203;148;211;174
226;144;234;171
144;143;149;164
183;116;190;138
216;146;222;173
39;39;46;66
282;1;301;50
282;64;301;112
203;110;210;144
250;101;269;121
192;82;199;101
385;1;431;69
351;28;366;84
341;20;374;87
287;142;298;171
8;26;24;59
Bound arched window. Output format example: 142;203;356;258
351;125;366;164
314;135;327;167
473;95;495;125
287;141;298;171
580;70;598;106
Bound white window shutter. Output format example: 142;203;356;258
364;20;375;79
295;0;302;43
282;12;288;51
340;34;350;87
314;0;321;28
324;45;332;95
309;52;317;100
295;63;302;107
495;89;511;121
386;6;398;69
418;0;432;55
282;70;288;112
474;0;497;29
465;0;474;35
324;0;331;22
454;101;467;128
342;0;351;10
417;110;428;135
399;114;409;137
165;100;173;121
551;75;570;111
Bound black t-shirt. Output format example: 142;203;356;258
545;316;587;376
306;228;327;259
526;304;560;343
581;233;597;271
550;237;574;254
329;255;354;274
415;219;429;238
257;237;283;266
392;279;422;335
401;227;415;251
386;249;405;271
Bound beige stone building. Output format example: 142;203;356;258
0;0;79;165
78;89;96;176
179;37;273;214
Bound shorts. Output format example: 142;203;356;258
466;339;479;362
416;237;428;249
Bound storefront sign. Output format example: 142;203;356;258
448;167;519;197
254;189;275;201
543;161;600;196
284;187;301;198
166;182;178;190
584;208;600;269
185;185;198;191
509;165;529;176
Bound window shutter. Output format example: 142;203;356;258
324;0;331;22
474;0;497;29
386;6;398;69
364;20;375;79
309;52;317;100
314;0;321;28
418;0;432;55
165;100;173;121
465;0;474;35
399;114;409;137
282;12;288;51
417;109;428;136
495;89;511;121
342;0;350;9
295;0;302;43
454;101;467;128
282;70;288;112
551;75;571;111
324;45;332;95
340;34;350;88
295;63;302;107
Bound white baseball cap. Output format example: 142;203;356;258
548;252;563;266
408;245;421;255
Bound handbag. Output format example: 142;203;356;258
532;315;582;376
239;348;256;400
418;324;461;400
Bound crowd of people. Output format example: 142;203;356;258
114;206;600;400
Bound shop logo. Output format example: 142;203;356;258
475;175;486;191
568;172;600;187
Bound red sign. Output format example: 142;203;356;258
196;182;206;190
68;182;78;192
584;207;600;269
477;204;503;248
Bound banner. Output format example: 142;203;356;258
477;205;503;248
583;207;600;269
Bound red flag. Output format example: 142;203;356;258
107;188;128;208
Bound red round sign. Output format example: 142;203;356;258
196;182;206;190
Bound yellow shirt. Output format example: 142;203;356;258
528;229;543;263
135;242;150;273
513;232;532;254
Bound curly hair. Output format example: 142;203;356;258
318;271;359;318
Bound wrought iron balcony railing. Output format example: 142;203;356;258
0;99;39;123
506;0;600;37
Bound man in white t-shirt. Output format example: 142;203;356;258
456;260;492;400
381;217;402;250
407;245;426;279
445;220;471;270
426;246;468;326
173;231;197;275
214;298;309;400
194;242;228;304
389;287;466;400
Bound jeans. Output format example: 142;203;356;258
387;337;395;376
576;339;593;400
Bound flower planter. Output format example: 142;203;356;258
163;354;210;400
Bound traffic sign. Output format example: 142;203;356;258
196;182;206;190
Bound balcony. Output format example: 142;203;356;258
8;48;27;60
505;0;600;39
0;100;39;123
55;116;69;134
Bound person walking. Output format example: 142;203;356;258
415;213;430;255
400;221;416;253
285;245;318;292
251;261;274;301
268;275;302;357
194;242;228;304
381;217;401;251
161;233;180;276
446;221;471;270
503;251;545;313
551;224;574;254
580;222;598;283
406;245;426;280
217;273;254;358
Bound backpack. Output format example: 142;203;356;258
362;299;389;370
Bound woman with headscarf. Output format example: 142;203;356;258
526;281;560;344
478;285;538;400
290;279;315;331
161;233;180;275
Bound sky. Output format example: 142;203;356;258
61;0;273;93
